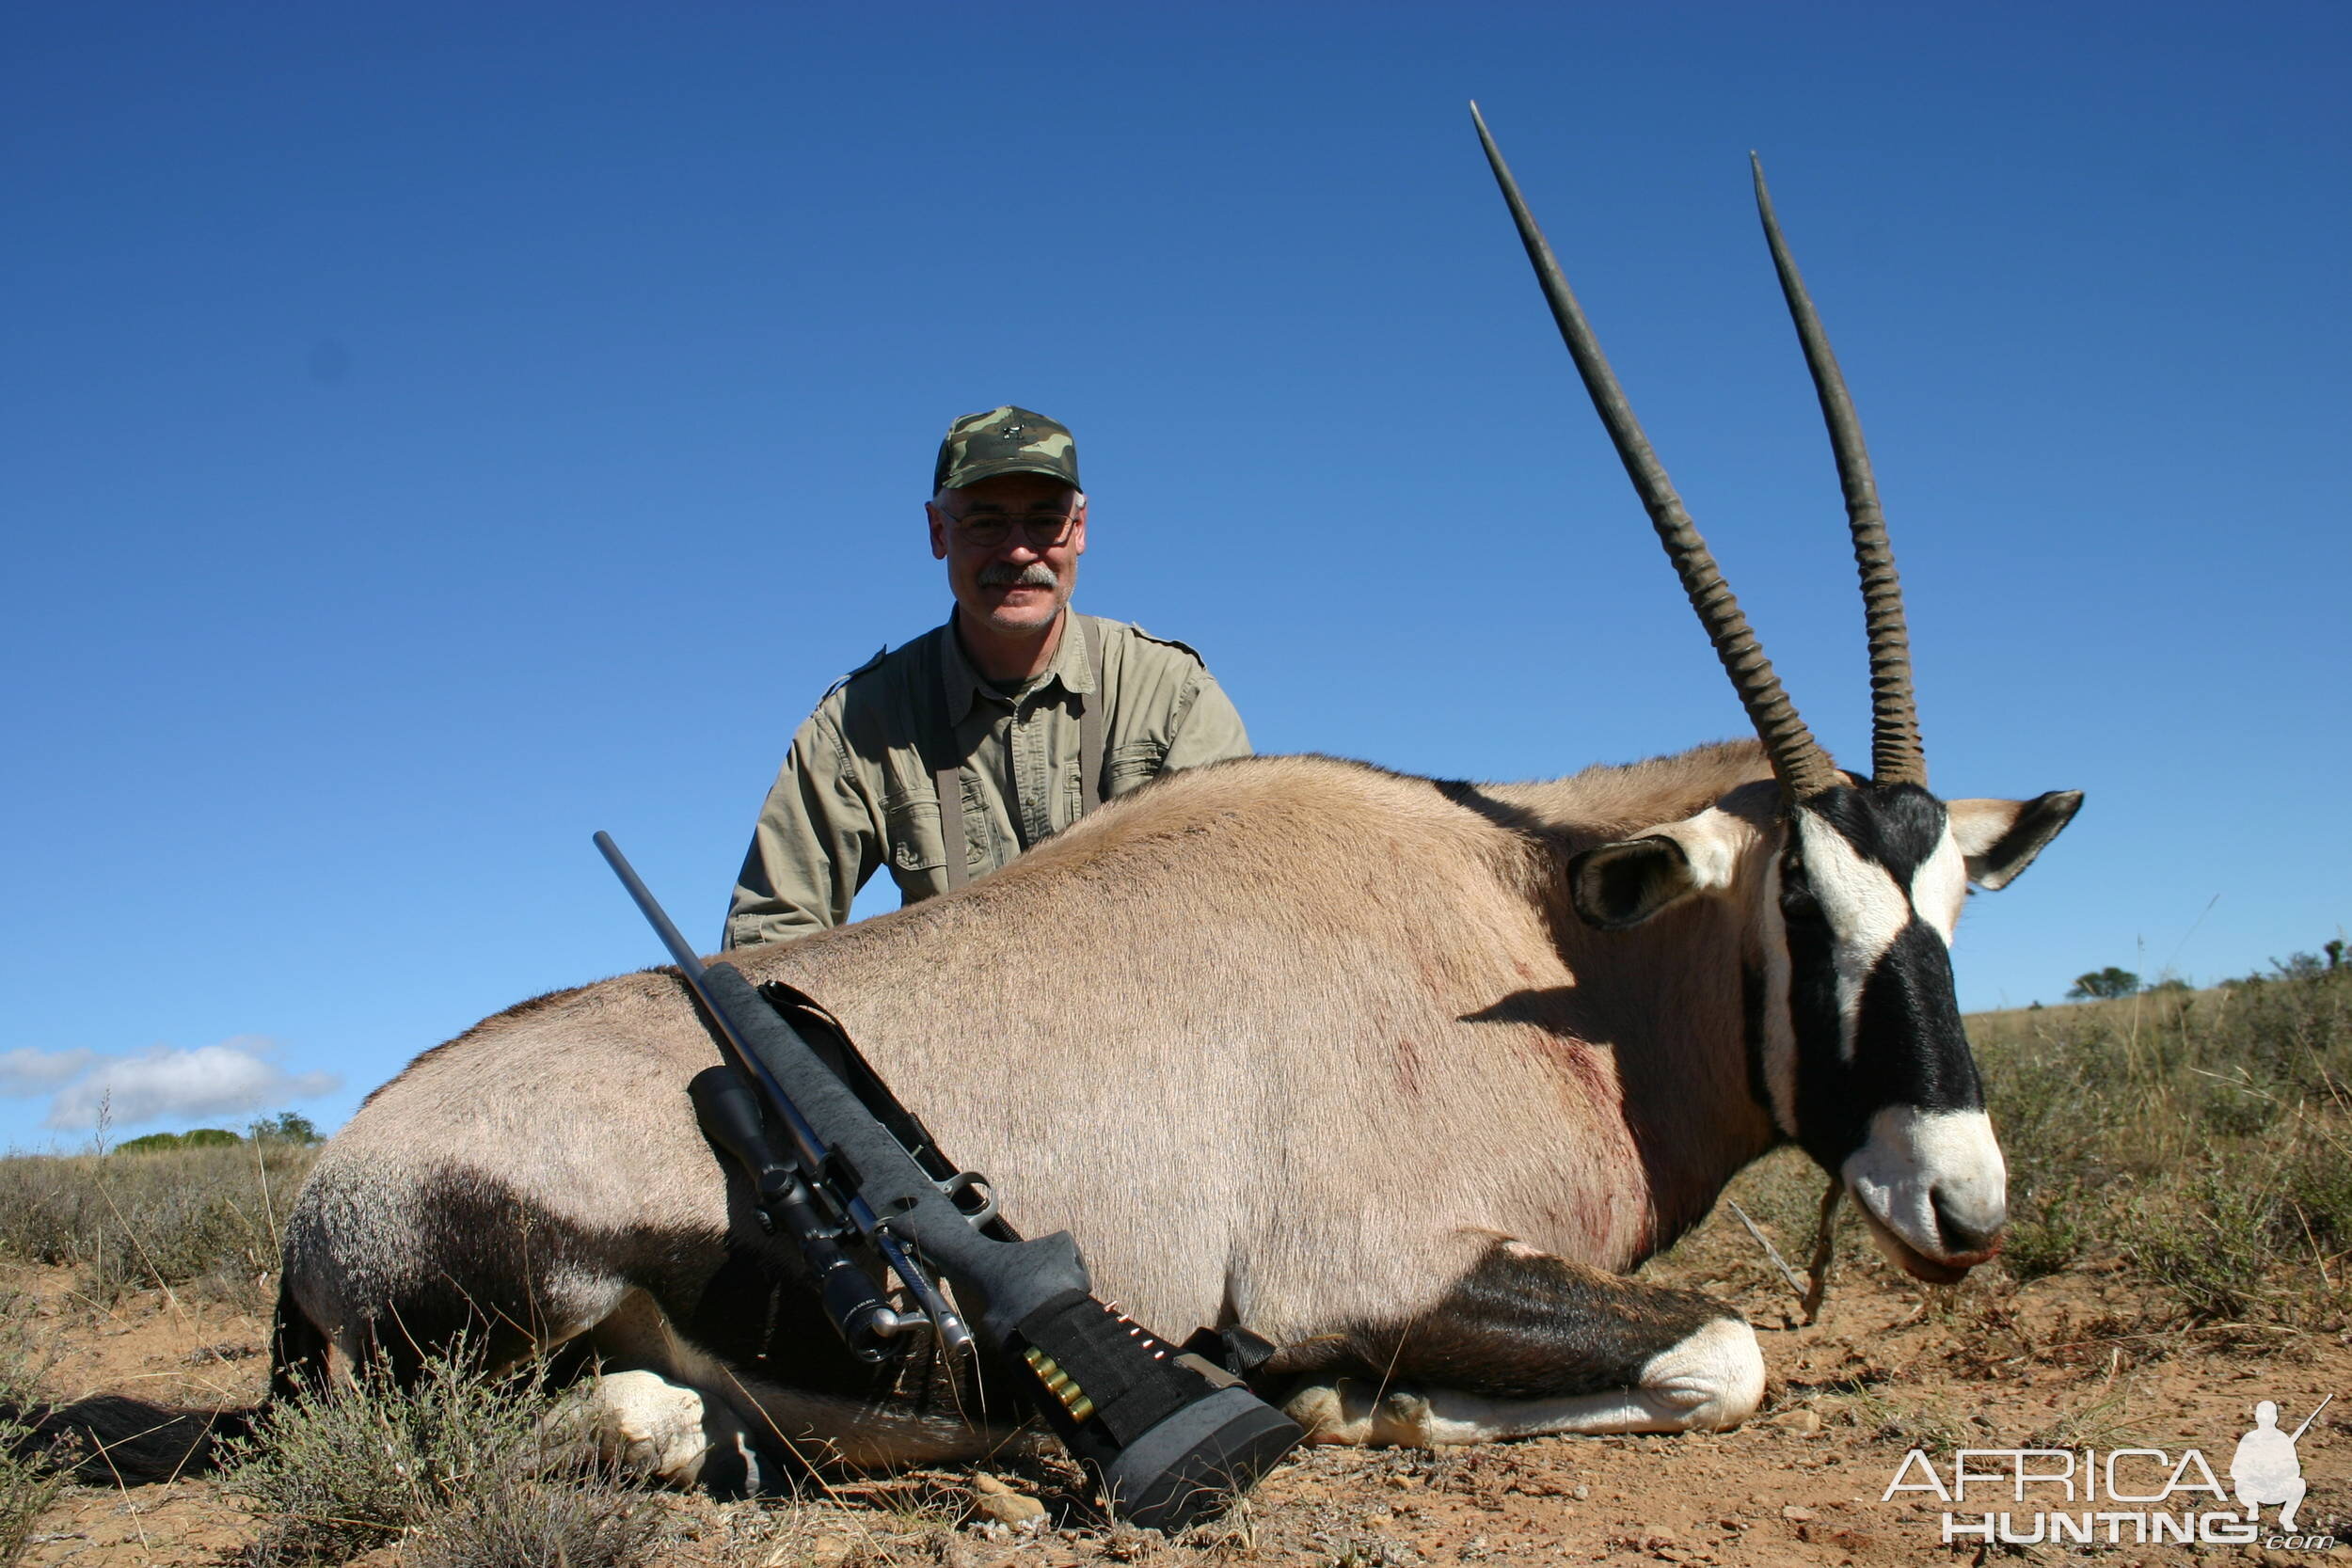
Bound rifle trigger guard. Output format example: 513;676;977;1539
939;1168;999;1228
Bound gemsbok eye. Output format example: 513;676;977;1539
1779;862;1819;917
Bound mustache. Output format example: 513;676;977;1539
977;562;1059;589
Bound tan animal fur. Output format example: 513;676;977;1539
289;742;1786;1441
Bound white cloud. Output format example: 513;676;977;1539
42;1037;340;1132
0;1048;102;1097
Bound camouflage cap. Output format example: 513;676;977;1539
932;405;1081;494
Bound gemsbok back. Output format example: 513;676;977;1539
264;113;2083;1490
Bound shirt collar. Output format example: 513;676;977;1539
942;607;1093;723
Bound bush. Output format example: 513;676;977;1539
2123;1170;2277;1323
407;1469;660;1568
2001;1182;2089;1280
222;1343;660;1567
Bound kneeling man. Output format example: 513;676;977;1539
725;406;1251;947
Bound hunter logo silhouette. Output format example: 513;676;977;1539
2232;1396;2329;1531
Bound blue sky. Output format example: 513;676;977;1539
5;3;2345;1146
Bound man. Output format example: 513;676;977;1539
723;406;1251;948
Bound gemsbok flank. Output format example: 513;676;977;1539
269;111;2082;1489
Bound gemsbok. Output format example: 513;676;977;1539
269;112;2082;1490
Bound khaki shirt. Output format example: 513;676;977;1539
723;611;1250;948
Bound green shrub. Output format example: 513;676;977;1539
2285;1144;2352;1255
108;1128;242;1156
2000;1183;2089;1280
2123;1170;2277;1323
110;1132;185;1156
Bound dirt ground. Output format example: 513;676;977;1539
14;1159;2351;1567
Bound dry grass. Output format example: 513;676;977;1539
0;1291;68;1567
0;1142;316;1308
1973;963;2352;1334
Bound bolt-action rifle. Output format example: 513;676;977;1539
593;832;1302;1531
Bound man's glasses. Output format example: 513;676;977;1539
941;508;1077;549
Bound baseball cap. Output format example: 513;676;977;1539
933;406;1081;494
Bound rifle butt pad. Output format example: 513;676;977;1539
1098;1384;1304;1532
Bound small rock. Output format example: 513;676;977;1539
969;1476;1046;1528
1766;1407;1824;1433
1780;1505;1817;1522
769;1534;853;1568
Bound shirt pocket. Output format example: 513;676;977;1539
883;792;952;874
1106;737;1168;794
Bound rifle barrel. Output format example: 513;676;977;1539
594;831;709;980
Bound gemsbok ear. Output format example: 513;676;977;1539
1947;791;2084;891
1570;838;1693;929
1569;807;1755;930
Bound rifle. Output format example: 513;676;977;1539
593;832;1302;1530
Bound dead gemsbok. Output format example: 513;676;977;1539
270;115;2081;1487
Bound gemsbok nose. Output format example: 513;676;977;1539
1930;1184;2006;1259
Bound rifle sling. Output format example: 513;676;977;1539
757;979;984;1211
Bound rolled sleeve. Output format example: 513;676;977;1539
723;710;882;949
1161;671;1252;772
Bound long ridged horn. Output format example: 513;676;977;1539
1749;154;1925;788
1470;103;1839;801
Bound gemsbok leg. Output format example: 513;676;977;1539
1278;1238;1765;1445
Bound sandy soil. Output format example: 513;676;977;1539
12;1167;2350;1568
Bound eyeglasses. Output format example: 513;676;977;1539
940;507;1078;549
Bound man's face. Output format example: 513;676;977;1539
928;472;1088;639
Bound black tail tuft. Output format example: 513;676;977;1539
24;1394;253;1484
12;1276;326;1484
